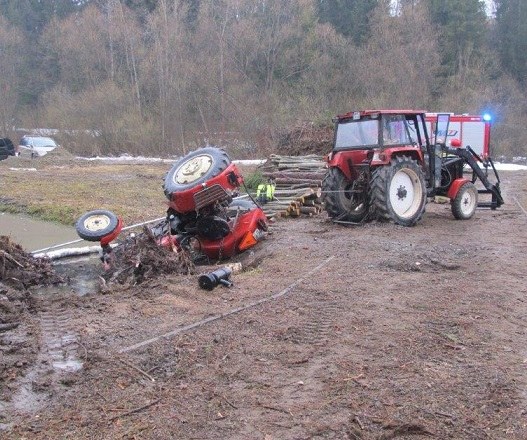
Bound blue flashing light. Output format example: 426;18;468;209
483;113;492;122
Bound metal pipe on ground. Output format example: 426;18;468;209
31;217;165;259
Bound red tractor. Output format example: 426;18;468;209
75;147;268;264
322;110;503;226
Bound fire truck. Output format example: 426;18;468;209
425;113;492;158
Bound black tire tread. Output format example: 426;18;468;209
369;156;426;227
451;181;478;220
163;147;231;199
322;168;368;222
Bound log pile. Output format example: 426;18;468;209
257;154;327;218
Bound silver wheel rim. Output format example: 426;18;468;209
83;214;111;232
460;187;477;216
389;168;423;219
174;154;213;184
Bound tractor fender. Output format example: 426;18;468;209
371;148;424;166
326;150;368;180
327;152;352;180
447;178;471;200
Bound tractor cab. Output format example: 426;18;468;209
329;110;429;175
333;110;430;152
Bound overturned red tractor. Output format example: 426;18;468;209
322;110;504;226
75;147;268;264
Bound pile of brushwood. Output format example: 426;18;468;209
0;236;64;289
276;122;333;156
102;226;195;288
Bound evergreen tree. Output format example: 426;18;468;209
495;0;527;86
424;0;487;76
0;0;83;37
123;0;158;14
316;0;377;45
0;0;86;104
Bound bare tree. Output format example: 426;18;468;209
355;1;440;109
0;14;24;136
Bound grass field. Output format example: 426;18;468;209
0;153;260;226
0;155;174;226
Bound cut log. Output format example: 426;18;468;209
300;206;319;215
275;177;323;185
262;171;326;180
257;154;328;221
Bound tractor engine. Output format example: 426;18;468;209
166;182;240;240
163;147;243;239
162;146;268;259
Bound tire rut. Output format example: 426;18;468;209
9;294;83;415
296;295;341;347
38;300;83;372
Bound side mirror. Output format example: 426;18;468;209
450;138;461;147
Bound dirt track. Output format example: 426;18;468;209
1;170;527;439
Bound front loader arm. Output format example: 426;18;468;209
444;146;504;208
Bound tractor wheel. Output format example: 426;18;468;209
322;168;369;222
451;182;478;220
370;156;426;227
163;147;231;199
75;210;120;242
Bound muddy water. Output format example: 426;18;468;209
0;211;102;297
0;213;101;417
0;211;84;252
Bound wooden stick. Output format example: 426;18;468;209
215;393;238;409
0;322;20;332
109;399;160;421
118;357;156;382
0;250;25;268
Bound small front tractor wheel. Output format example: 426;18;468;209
75;210;120;242
322;168;369;222
370;156;426;227
451;182;478;220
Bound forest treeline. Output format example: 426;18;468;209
0;0;525;158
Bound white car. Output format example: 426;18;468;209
18;135;59;157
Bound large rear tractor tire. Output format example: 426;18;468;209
322;168;369;222
163;147;231;199
451;182;478;220
370;156;426;227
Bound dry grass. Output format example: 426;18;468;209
0;153;260;226
0;155;170;226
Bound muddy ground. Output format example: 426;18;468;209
1;170;527;439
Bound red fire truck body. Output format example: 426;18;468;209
425;113;491;158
